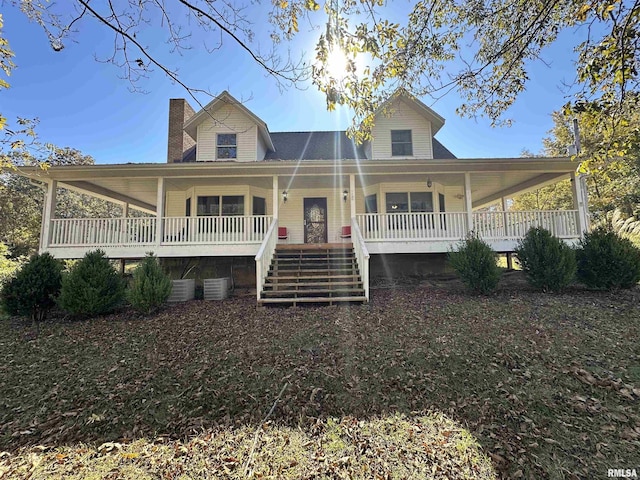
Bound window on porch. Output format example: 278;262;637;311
386;192;434;229
365;194;378;214
197;195;245;233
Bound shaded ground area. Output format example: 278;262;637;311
1;275;639;478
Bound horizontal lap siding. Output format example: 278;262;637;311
196;104;258;162
371;98;433;159
444;186;465;211
166;191;186;217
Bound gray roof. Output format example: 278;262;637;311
266;131;456;160
266;131;366;160
432;138;456;159
181;130;456;161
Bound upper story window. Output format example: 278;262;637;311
391;130;413;156
217;133;237;159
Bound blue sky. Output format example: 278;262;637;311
1;4;580;164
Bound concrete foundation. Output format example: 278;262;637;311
369;253;453;282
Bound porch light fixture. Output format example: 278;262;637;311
426;177;433;188
343;190;348;202
282;190;288;203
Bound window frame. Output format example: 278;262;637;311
216;133;237;160
196;195;245;216
391;130;413;157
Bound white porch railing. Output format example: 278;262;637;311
255;219;279;301
357;212;468;241
351;218;370;302
163;216;272;244
473;210;579;239
356;211;580;243
50;217;157;246
49;216;273;247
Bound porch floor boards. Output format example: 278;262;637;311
259;243;367;306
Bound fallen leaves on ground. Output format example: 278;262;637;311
1;275;639;478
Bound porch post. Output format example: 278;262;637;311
571;173;589;237
41;180;58;251
272;175;279;220
155;177;165;247
501;197;509;238
120;202;129;244
464;173;473;234
349;174;356;219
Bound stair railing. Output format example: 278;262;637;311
351;218;370;302
255;219;279;301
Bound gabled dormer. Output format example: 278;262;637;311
364;89;448;160
167;91;274;163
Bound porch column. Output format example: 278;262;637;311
155;177;165;247
120;203;129;244
349;174;356;220
571;173;589;237
272;175;279;220
464;173;473;234
501;197;509;238
41;180;58;251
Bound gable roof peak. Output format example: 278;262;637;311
376;88;446;134
183;91;274;151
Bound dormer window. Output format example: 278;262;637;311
391;130;413;156
217;133;237;159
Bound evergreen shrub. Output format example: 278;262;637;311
576;227;640;289
2;253;63;322
448;234;501;294
515;227;576;292
58;249;125;317
127;253;172;315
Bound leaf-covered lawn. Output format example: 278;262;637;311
1;276;639;478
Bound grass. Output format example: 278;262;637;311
1;275;639;478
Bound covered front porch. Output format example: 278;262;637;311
30;158;589;260
25;159;588;302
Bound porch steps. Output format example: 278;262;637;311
259;244;366;306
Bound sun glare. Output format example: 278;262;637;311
326;46;350;81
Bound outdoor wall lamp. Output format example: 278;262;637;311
426;177;433;188
343;190;348;202
282;190;288;202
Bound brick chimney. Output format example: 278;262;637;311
167;99;196;163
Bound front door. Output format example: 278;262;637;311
304;198;328;243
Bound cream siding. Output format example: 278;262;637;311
444;186;465;211
165;191;185;217
256;136;268;161
370;98;434;159
196;104;259;162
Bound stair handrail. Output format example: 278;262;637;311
255;218;279;301
351;217;370;302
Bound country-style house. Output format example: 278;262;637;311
21;90;589;304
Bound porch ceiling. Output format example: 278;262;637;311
21;157;577;210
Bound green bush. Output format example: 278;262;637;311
515;227;576;292
127;254;172;315
2;253;63;322
448;234;501;294
58;250;125;317
576;227;640;290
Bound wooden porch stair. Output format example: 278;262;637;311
259;243;367;306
